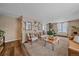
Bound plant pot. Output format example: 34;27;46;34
48;35;54;41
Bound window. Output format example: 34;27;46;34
43;25;45;30
43;24;47;31
57;22;68;33
26;21;32;30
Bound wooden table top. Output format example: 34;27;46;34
45;37;59;44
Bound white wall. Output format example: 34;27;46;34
0;16;17;42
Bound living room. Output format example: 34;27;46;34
0;3;79;56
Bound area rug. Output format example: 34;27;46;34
24;37;68;56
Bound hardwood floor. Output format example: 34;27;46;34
1;39;79;56
0;40;29;56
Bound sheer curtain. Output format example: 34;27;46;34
57;22;68;33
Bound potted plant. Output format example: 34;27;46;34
47;30;53;35
47;29;56;40
72;26;79;31
0;29;5;37
47;29;56;36
0;29;5;41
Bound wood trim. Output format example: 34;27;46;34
68;19;79;22
17;16;23;42
21;44;30;56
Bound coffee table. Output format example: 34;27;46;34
43;37;59;51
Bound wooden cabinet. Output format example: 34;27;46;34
69;40;79;56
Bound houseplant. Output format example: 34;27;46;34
72;26;79;31
0;29;5;46
47;29;56;36
47;29;56;40
0;29;5;37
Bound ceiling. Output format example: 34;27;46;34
0;3;79;23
